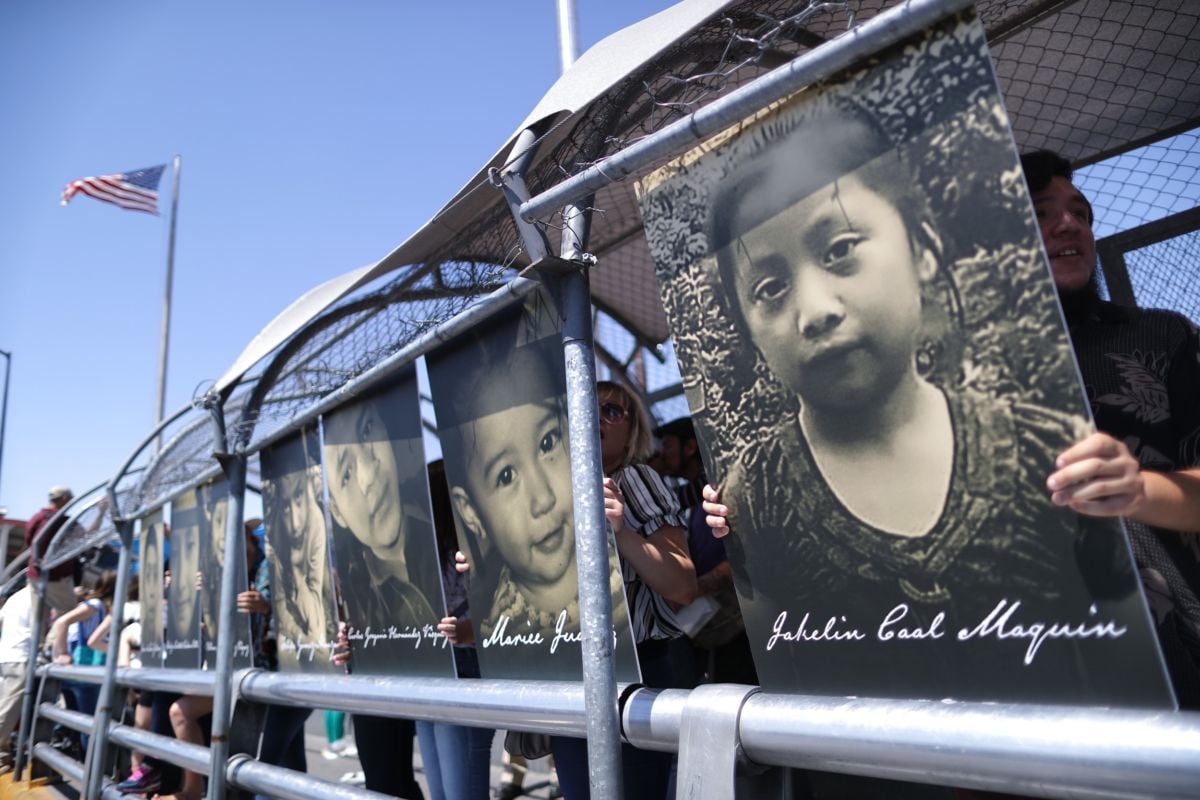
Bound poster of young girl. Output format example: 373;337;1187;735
165;489;201;669
320;366;455;678
198;478;253;671
262;428;339;672
636;8;1172;707
138;508;165;668
427;291;640;682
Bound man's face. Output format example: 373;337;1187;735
658;435;684;478
244;530;259;571
323;401;404;561
1032;175;1096;292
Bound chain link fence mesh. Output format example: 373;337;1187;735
1079;128;1200;325
112;0;1199;505
42;486;139;571
1118;233;1200;324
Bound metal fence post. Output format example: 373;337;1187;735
83;520;134;799
13;571;49;780
205;452;247;800
559;201;624;799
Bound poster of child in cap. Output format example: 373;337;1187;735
636;8;1171;706
427;290;639;682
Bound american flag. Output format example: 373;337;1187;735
61;164;167;215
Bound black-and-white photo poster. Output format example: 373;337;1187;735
138;508;165;669
198;478;252;670
637;9;1172;706
427;293;640;682
321;366;454;678
262;428;339;672
165;489;201;668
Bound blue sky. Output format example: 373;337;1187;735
0;1;677;519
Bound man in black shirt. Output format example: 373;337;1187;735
1024;150;1200;706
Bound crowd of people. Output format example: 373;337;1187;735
0;146;1195;800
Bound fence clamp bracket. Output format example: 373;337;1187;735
520;253;596;279
675;683;768;800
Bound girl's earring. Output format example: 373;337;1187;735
915;339;941;378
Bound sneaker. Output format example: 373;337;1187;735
338;770;365;786
320;747;340;760
116;765;162;795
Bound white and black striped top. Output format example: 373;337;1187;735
613;463;692;642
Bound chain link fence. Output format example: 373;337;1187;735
110;0;1199;500
1079;128;1200;324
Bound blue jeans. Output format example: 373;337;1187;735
415;720;494;800
62;682;100;749
254;706;312;800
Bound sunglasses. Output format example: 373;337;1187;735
599;401;629;423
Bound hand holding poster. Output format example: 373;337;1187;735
321;366;454;678
637;9;1172;706
427;291;640;682
262;428;339;672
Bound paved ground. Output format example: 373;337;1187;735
268;713;561;799
10;714;562;800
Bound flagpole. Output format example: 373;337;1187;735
155;154;181;451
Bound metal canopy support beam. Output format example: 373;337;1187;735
558;201;624;800
519;0;974;223
206;449;248;800
83;520;135;800
107;401;196;522
238;275;541;460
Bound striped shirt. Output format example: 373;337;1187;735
614;463;691;642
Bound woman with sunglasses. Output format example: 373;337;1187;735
544;381;698;800
597;381;699;640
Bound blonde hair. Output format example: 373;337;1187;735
597;381;654;472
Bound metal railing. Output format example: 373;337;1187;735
17;1;1200;799
28;662;1200;799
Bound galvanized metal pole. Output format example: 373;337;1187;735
0;348;11;506
205;453;247;800
155;155;182;450
555;0;579;75
552;8;623;794
83;521;134;800
559;203;623;800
